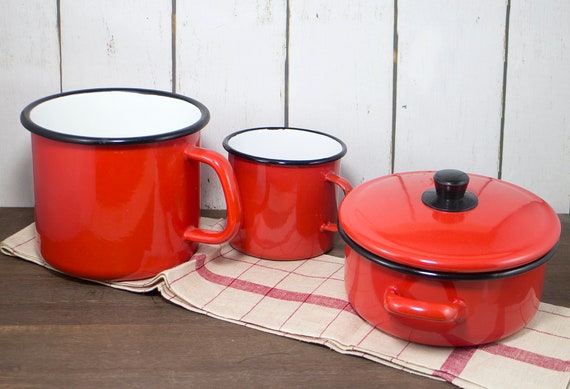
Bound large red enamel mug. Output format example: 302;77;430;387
223;127;352;260
21;88;241;281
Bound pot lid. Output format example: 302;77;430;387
338;169;561;273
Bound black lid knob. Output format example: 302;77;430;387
434;169;470;200
422;169;478;212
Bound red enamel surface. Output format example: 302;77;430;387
338;171;560;273
228;155;351;260
32;133;240;281
344;244;546;346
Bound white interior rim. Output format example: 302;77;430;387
227;128;344;161
29;91;204;138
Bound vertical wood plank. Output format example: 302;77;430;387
502;0;570;213
394;0;507;177
176;0;287;209
59;0;172;90
0;0;60;206
288;0;394;185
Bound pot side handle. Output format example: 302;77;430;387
320;172;353;233
384;287;466;323
183;146;242;244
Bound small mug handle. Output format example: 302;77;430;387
183;146;242;244
320;172;353;233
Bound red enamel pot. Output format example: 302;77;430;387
223;127;352;260
21;88;241;281
338;169;560;347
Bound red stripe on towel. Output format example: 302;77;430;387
480;343;570;372
195;254;355;313
12;236;35;250
434;347;477;382
435;342;570;383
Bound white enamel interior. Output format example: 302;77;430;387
29;91;203;138
228;129;344;161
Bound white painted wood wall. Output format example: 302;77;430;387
1;0;568;213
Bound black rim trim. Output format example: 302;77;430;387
20;88;210;146
338;224;558;280
222;127;347;166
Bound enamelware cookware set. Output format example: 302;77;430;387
20;88;561;347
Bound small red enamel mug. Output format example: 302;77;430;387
21;88;241;281
223;127;352;260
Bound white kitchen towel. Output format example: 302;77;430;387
2;218;569;389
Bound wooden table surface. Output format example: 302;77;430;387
1;208;568;388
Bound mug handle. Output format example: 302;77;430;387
320;172;353;233
183;146;242;244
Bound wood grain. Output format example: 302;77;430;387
175;1;287;210
287;0;394;185
59;0;172;90
502;0;570;214
0;208;462;388
0;0;60;206
394;0;507;177
0;1;568;213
